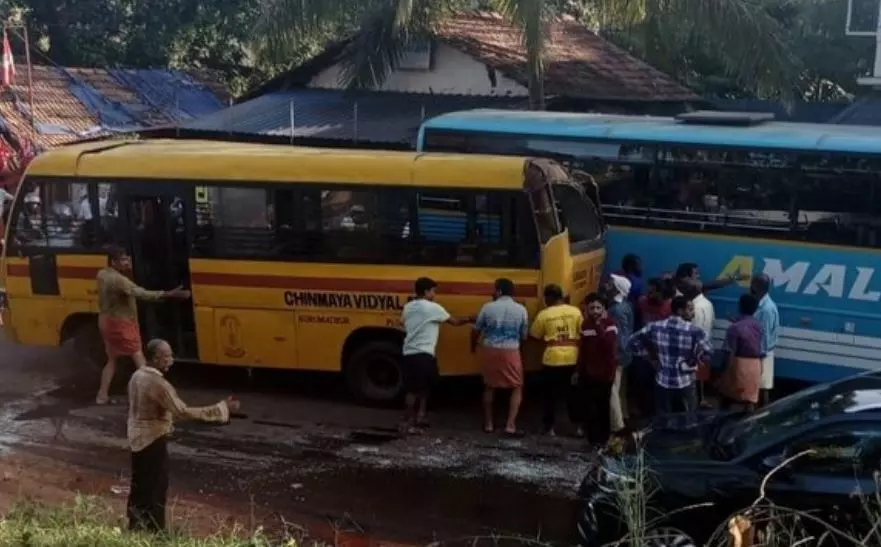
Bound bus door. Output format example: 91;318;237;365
119;190;197;359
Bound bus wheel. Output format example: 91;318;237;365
66;321;105;370
345;340;403;404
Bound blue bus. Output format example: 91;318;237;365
418;109;881;385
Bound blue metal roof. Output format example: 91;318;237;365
421;109;881;154
184;89;527;144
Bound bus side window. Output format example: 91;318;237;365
316;187;411;264
12;179;99;250
12;180;48;248
641;147;795;240
794;157;880;248
191;186;274;258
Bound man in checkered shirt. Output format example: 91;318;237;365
628;295;712;422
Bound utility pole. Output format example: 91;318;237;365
4;22;35;130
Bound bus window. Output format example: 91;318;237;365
552;183;603;252
795;156;881;248
414;190;531;267
193;186;274;257
597;146;796;240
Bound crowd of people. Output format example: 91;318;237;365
91;245;780;534
399;254;780;447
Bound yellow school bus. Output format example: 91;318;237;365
1;139;606;402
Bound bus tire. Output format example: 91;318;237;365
345;340;404;404
62;317;105;370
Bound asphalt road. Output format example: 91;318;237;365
0;333;590;545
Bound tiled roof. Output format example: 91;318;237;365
183;89;527;144
0;62;229;149
434;12;697;102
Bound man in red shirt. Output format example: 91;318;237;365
573;293;618;447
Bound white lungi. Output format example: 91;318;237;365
760;351;775;390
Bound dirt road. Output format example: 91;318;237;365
0;335;589;545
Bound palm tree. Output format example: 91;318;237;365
253;0;800;109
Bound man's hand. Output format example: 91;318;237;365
226;396;241;413
166;285;192;300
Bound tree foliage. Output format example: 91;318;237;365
4;0;299;95
588;0;873;101
0;0;872;101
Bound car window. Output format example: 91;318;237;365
782;427;881;476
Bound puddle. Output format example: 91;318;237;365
348;431;398;445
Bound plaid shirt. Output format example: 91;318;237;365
629;316;712;389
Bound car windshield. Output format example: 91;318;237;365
719;375;881;454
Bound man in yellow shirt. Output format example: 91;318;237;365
530;284;583;436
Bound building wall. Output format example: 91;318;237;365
308;43;528;96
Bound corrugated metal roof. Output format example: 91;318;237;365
184;89;528;143
710;99;848;123
0;63;229;149
830;92;881;126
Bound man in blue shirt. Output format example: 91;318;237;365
471;278;529;436
751;274;779;407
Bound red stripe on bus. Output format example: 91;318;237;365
58;266;101;279
6;264;29;276
190;272;538;297
5;264;540;298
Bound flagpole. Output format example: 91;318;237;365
21;24;33;130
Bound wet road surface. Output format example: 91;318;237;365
0;334;590;545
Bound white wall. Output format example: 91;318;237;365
308;43;528;96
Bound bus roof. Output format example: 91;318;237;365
420;109;881;155
25;139;534;190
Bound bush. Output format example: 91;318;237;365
0;496;302;547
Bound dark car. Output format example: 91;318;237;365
576;372;881;546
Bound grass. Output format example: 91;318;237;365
598;441;881;547
0;496;306;547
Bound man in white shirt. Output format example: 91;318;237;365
683;282;715;406
400;277;474;435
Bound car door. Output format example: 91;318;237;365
754;423;881;536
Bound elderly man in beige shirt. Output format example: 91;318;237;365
127;339;240;533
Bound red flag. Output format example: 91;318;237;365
2;30;15;88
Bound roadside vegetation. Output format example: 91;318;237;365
603;440;881;547
0;496;308;547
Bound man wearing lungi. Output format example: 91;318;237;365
127;339;239;532
717;294;762;412
471;278;528;436
751;274;779;406
95;246;190;405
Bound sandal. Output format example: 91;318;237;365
415;419;430;429
483;426;494;434
502;429;526;439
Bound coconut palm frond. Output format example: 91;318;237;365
337;0;455;88
671;0;800;99
253;0;380;63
